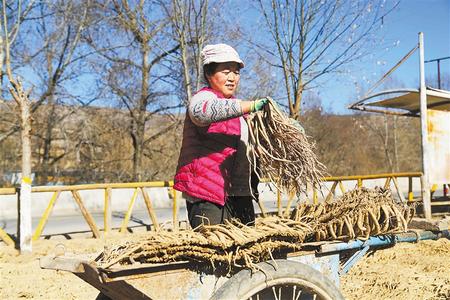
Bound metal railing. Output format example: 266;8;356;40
0;172;435;246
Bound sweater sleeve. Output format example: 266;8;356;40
188;90;243;127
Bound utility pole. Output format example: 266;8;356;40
418;32;431;220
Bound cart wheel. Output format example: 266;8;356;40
210;259;344;300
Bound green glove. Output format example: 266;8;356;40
251;98;269;112
291;119;305;134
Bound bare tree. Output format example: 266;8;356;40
20;1;92;184
0;0;35;252
0;0;35;141
87;0;183;181
0;1;95;185
254;0;399;119
159;0;210;103
427;72;450;90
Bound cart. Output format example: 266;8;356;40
40;230;448;300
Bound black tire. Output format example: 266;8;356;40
210;259;344;300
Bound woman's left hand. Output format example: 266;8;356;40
251;98;269;112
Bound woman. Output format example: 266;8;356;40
174;43;268;228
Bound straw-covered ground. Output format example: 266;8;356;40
0;232;449;299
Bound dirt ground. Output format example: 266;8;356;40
1;233;449;300
341;238;450;300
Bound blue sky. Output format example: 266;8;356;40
321;0;450;113
14;0;449;115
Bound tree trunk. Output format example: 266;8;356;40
180;38;192;102
19;92;32;253
132;39;150;182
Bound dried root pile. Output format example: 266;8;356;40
97;217;312;269
97;188;414;270
291;187;415;241
245;97;326;196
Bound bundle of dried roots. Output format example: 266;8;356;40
97;217;312;270
97;188;415;271
291;187;415;241
245;97;326;196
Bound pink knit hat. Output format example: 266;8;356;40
201;44;244;68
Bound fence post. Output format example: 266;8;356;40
408;177;414;201
172;188;178;231
277;190;282;216
357;178;363;188
104;188;112;235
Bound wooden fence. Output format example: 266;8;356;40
0;172;427;247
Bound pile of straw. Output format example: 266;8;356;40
245;98;326;196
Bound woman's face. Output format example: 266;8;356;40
206;62;241;98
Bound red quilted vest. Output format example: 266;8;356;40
173;87;241;206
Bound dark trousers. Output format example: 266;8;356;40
186;196;255;229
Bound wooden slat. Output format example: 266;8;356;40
31;181;174;193
408;177;414;202
283;190;296;217
0;187;16;195
257;199;267;217
321;172;422;182
72;191;100;238
0;173;423;196
33;191;60;240
140;188;160;231
392;177;406;202
172;188;178;231
357;178;363;188
325;182;338;202
120;188;139;233
384;177;391;189
277;190;282;216
0;227;14;246
104;188;112;234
